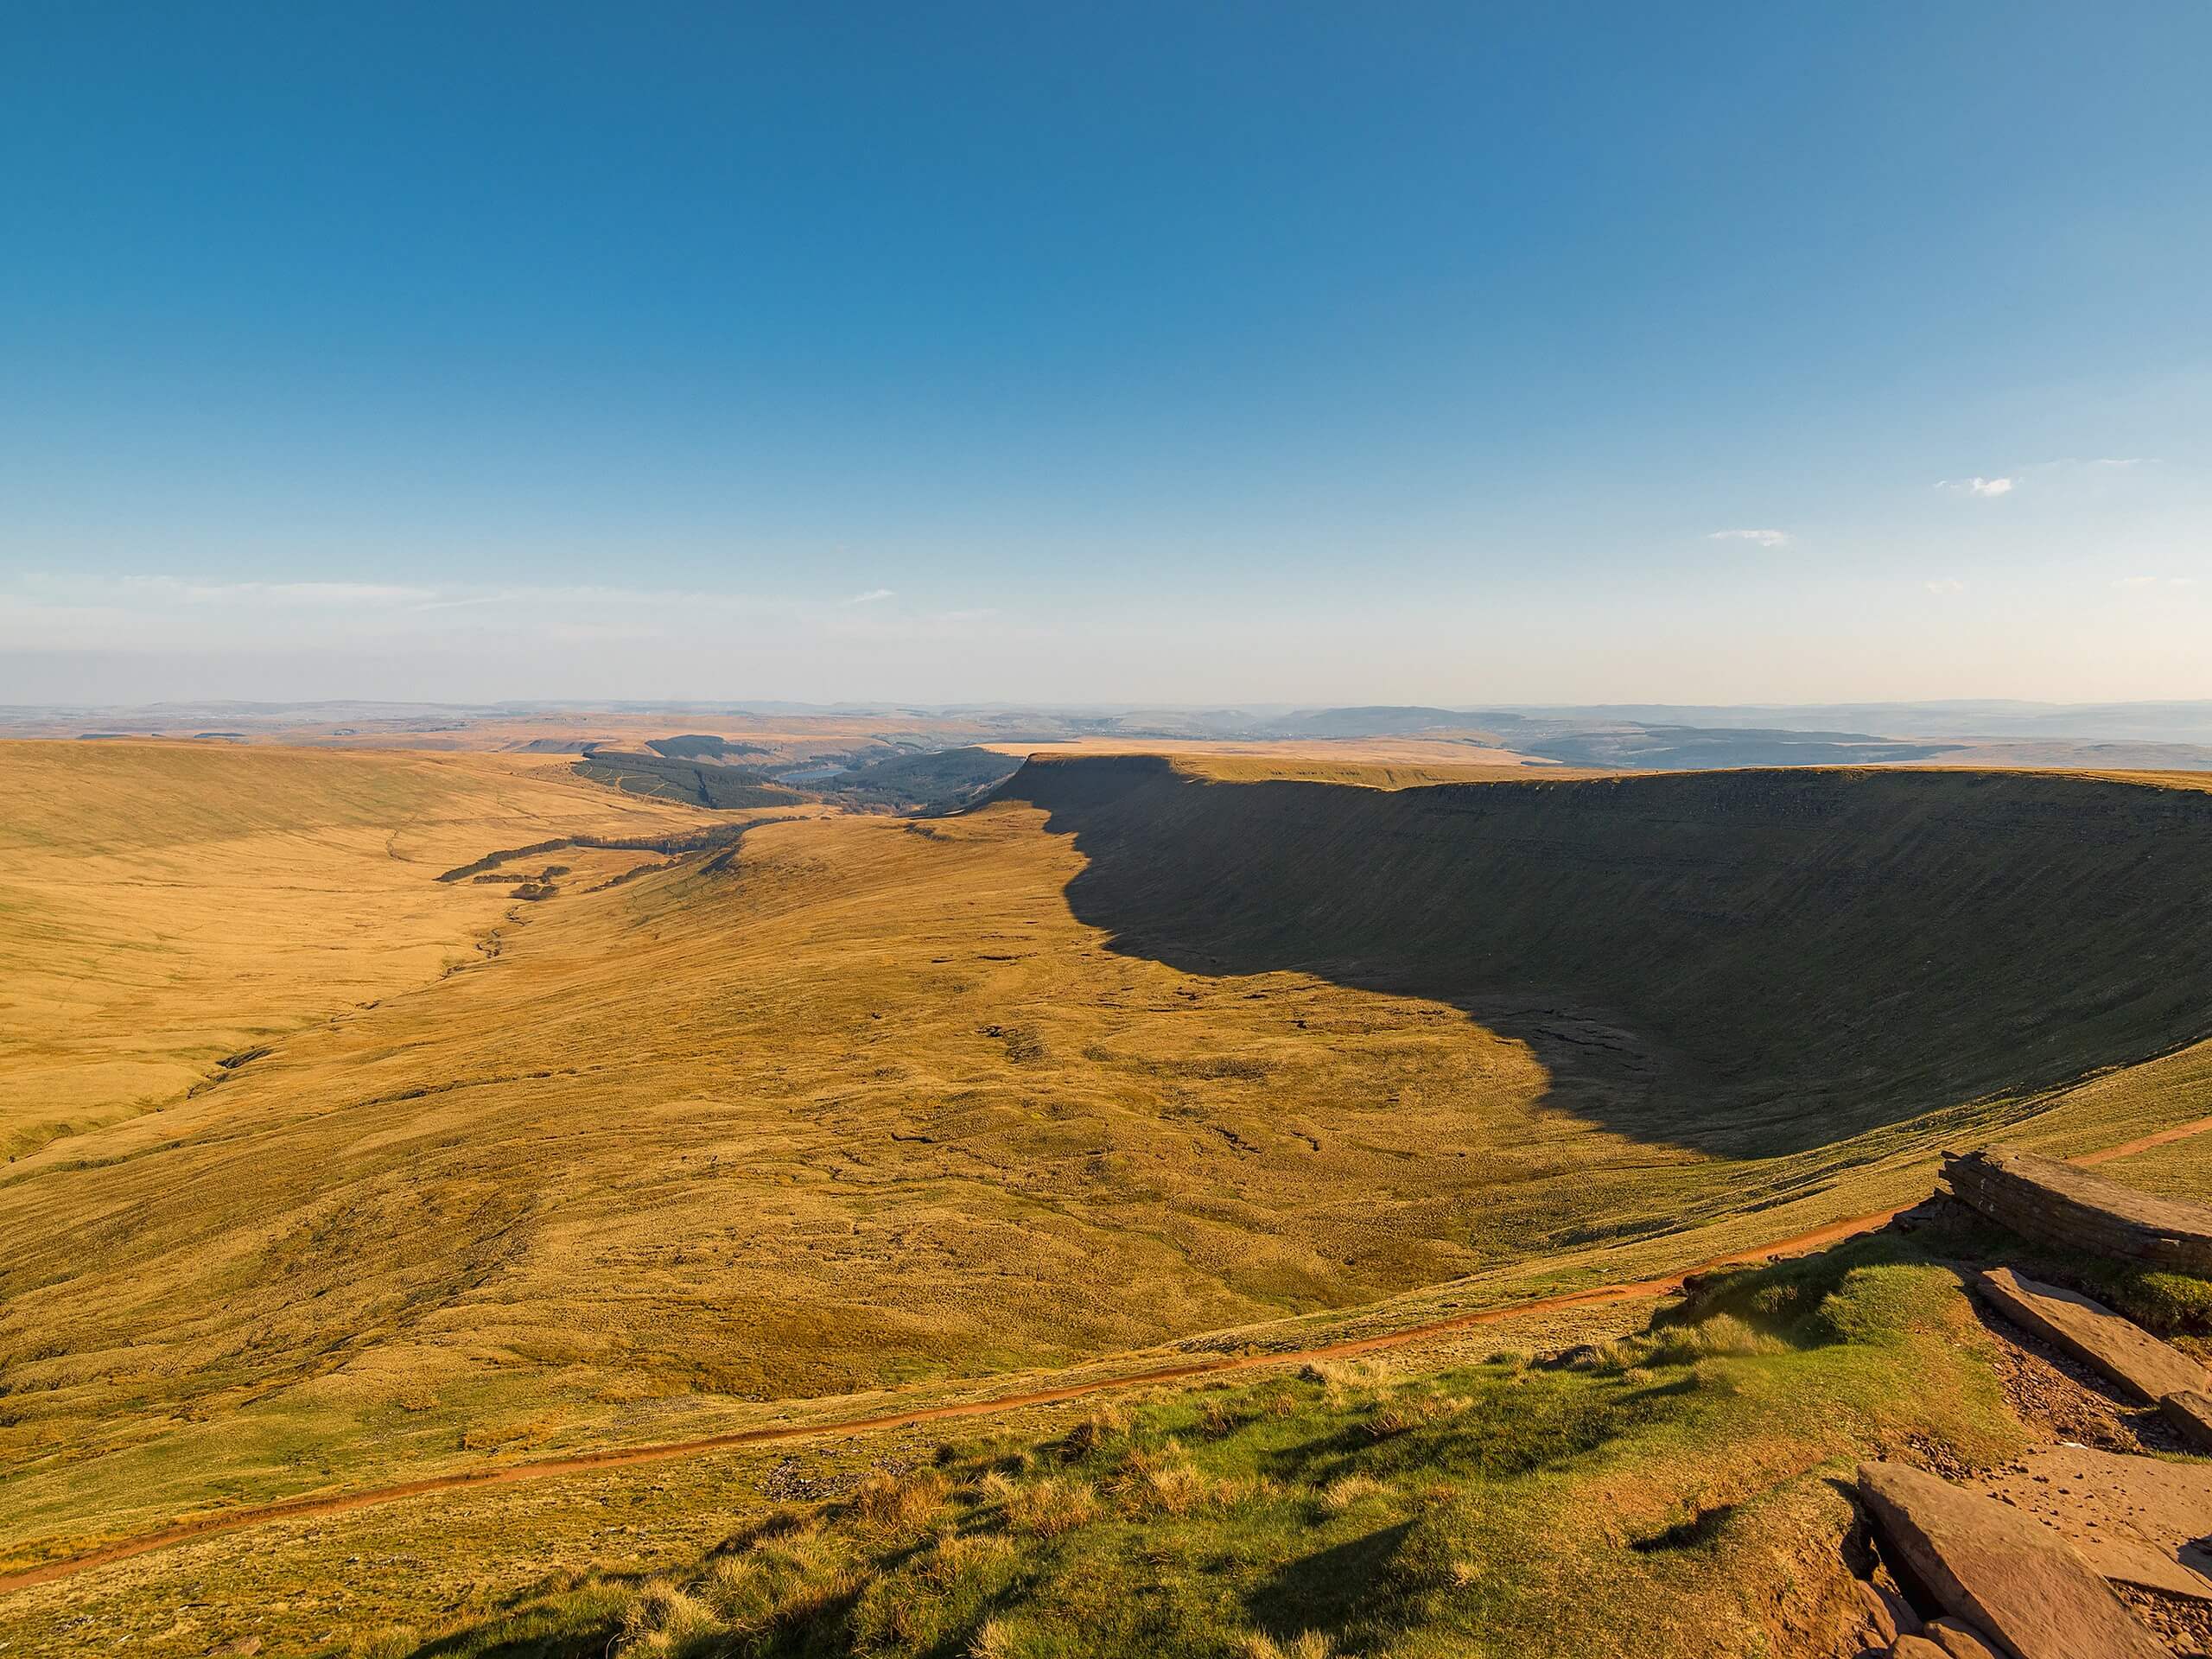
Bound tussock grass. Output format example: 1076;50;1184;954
389;1238;2018;1659
1317;1472;1389;1512
849;1467;950;1536
1237;1633;1338;1659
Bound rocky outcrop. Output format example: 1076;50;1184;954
1942;1145;2212;1270
1856;1461;2165;1659
1856;1575;1919;1643
1971;1267;2212;1402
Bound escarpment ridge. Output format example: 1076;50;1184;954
995;757;2212;1154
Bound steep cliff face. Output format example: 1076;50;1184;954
995;758;2212;1152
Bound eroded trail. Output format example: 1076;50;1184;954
8;1118;2209;1597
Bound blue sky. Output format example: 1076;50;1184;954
3;3;2208;704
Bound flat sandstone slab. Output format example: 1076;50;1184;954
1857;1460;2165;1659
1972;1266;2211;1403
1968;1442;2212;1600
1945;1144;2212;1271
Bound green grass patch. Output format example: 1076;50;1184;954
400;1240;2018;1659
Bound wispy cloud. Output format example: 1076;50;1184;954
111;578;443;606
1937;457;2162;497
1923;578;1967;595
0;572;1027;658
1707;529;1792;549
409;593;510;613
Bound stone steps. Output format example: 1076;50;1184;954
1943;1146;2212;1271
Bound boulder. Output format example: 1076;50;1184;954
1922;1617;2005;1659
1856;1461;2164;1659
1855;1574;1919;1643
1971;1266;2210;1402
2159;1386;2212;1452
1888;1638;1948;1659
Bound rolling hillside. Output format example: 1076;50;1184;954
0;742;724;1160
8;747;2212;1615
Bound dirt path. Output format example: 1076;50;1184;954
9;1119;2210;1597
2075;1115;2212;1166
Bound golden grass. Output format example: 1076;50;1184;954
3;1241;2018;1658
7;743;2212;1586
0;1231;2089;1656
0;742;741;1159
3;797;1604;1554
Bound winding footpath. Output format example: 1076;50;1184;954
8;1115;2210;1598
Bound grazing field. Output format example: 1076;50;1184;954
7;747;2212;1650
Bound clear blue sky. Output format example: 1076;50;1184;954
3;3;2208;704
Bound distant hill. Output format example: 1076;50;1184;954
818;745;1022;814
1265;706;1492;738
1499;722;1957;769
643;733;775;760
573;749;805;808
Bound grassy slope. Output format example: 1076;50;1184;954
574;751;809;809
3;1238;2031;1657
7;753;2212;1582
430;1246;2014;1659
0;742;719;1159
2094;1124;2212;1207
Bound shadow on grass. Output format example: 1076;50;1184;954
1245;1518;1414;1637
995;757;2212;1156
1258;1376;1637;1492
1629;1502;1736;1553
